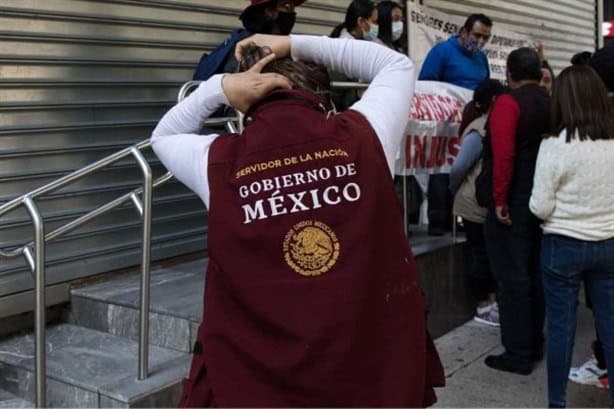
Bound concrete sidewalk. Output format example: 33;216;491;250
433;305;611;408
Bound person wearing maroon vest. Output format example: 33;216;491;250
476;47;550;375
152;34;444;407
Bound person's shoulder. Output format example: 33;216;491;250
434;36;456;50
540;131;568;152
338;109;378;137
493;93;517;108
422;39;449;68
338;28;355;40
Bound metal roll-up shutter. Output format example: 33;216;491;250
421;0;597;73
0;0;345;310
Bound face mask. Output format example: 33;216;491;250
463;37;481;55
243;13;274;33
274;11;296;35
392;21;404;41
362;23;379;41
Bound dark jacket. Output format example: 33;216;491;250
476;84;550;208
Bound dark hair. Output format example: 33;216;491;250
473;79;506;114
571;51;592;65
240;0;277;33
507;47;542;82
551;64;614;142
376;1;403;47
462;13;492;33
589;46;614;93
238;44;333;110
330;0;376;38
541;60;554;77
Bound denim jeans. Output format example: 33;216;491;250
541;234;614;407
484;206;544;365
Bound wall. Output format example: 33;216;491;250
0;0;345;315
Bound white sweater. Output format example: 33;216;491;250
529;130;614;241
151;35;414;208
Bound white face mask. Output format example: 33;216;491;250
392;21;403;41
362;23;379;41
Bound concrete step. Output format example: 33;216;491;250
68;259;207;353
0;323;190;408
0;389;33;408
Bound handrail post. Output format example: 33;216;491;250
23;197;46;408
130;148;152;380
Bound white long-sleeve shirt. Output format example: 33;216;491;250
529;130;614;241
151;35;415;208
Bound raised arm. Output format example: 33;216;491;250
235;34;415;177
151;75;228;208
449;130;483;195
291;36;415;176
151;54;290;208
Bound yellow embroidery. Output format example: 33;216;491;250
283;220;340;276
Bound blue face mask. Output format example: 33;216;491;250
362;23;379;41
463;37;481;55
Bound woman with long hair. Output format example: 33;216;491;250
328;0;378;111
529;64;614;408
330;0;378;41
376;1;405;52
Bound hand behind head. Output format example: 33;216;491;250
221;53;292;113
235;34;292;62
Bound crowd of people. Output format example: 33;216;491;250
151;0;614;407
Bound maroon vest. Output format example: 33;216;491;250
179;90;444;408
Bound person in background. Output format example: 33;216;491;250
590;46;614;99
450;79;506;327
571;51;593;65
529;64;614;409
376;1;406;52
330;0;378;41
477;47;549;375
152;32;444;407
329;0;378;111
540;62;554;94
419;13;492;236
568;45;614;392
418;13;492;90
536;43;554;94
193;0;305;81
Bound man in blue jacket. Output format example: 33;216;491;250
418;14;492;91
418;13;492;236
193;0;305;81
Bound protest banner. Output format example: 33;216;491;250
407;3;534;80
395;81;473;176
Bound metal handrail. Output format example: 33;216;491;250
177;80;370;102
0;143;155;407
0;115;236;407
0;78;400;407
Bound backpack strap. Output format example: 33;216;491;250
192;29;251;81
